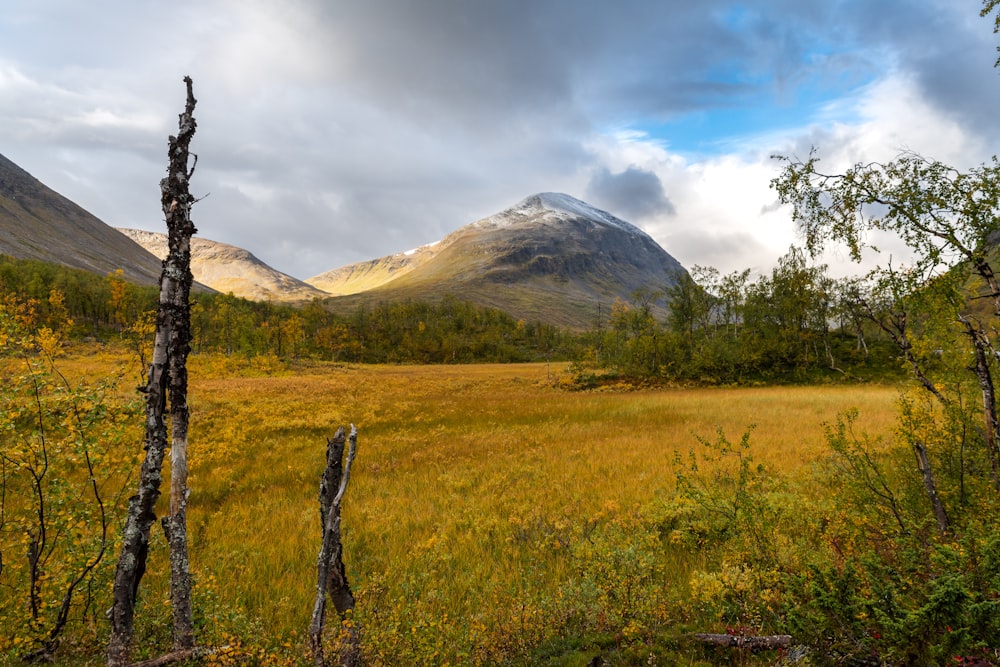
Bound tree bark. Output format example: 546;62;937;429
161;75;198;653
913;439;950;535
959;315;1000;488
310;425;359;667
107;76;198;667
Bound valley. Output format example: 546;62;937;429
3;150;687;328
3;139;1000;665
2;1;1000;662
13;349;900;665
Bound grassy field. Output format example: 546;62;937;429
6;351;902;665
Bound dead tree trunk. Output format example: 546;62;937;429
310;425;359;667
107;76;198;667
161;75;198;653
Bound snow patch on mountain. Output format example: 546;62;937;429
475;192;650;239
403;240;440;256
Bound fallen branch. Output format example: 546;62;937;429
693;633;792;651
127;645;229;667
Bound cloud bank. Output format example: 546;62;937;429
1;0;997;279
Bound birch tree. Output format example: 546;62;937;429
107;76;198;667
772;151;1000;531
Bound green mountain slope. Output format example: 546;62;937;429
310;193;687;329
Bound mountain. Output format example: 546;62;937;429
0;152;163;285
118;228;329;303
309;193;686;328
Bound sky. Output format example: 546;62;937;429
1;0;999;281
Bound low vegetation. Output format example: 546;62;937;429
8;331;1000;665
0;254;903;383
3;334;907;665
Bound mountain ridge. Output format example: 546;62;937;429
117;228;329;303
310;193;686;328
0;147;687;328
0;152;164;285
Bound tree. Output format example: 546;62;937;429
983;0;1000;66
665;270;711;365
107;76;200;666
0;293;139;663
772;150;1000;530
310;426;359;666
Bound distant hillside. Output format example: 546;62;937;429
118;228;329;303
309;193;686;328
0;152;163;285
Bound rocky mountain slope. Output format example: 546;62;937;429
118;228;329;303
0;152;163;285
310;193;686;328
1;147;687;325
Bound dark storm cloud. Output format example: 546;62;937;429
586;166;676;220
298;0;854;126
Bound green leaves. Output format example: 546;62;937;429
772;152;1000;276
0;294;141;662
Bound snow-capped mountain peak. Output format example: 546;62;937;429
475;192;649;238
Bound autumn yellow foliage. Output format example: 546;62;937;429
2;343;899;664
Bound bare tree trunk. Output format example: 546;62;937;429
107;76;198;667
107;300;170;667
310;426;359;667
913;440;950;535
161;75;198;653
960;316;1000;488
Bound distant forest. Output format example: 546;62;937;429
0;251;902;382
0;255;571;364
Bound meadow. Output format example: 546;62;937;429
12;350;900;665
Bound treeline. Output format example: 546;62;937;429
0;256;158;332
191;292;572;363
0;252;908;378
0;255;574;364
581;247;900;384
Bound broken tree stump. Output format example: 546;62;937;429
310;425;360;667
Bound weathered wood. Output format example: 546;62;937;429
107;76;198;667
126;645;228;667
162;74;198;653
310;425;359;667
693;633;792;650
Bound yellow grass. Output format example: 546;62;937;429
31;352;903;663
187;363;895;654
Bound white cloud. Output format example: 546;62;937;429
0;0;997;280
577;66;998;280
